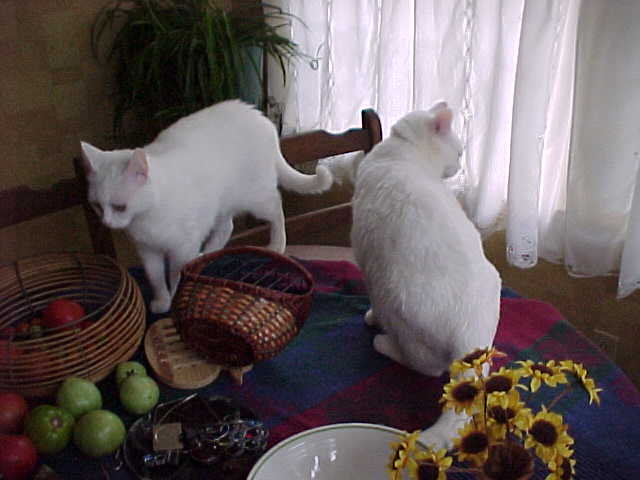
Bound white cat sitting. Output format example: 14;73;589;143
348;101;501;449
81;100;332;314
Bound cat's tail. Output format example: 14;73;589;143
318;151;366;185
276;154;333;194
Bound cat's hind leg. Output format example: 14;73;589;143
168;242;201;300
138;247;171;314
202;215;234;253
248;193;286;253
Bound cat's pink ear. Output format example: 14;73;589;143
432;108;453;135
80;141;100;174
126;149;149;185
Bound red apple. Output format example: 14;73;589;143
42;299;85;330
0;392;29;434
0;434;37;480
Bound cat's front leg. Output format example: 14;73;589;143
138;247;171;314
418;366;485;450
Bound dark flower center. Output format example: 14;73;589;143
532;364;553;376
483;443;533;480
462;349;487;364
417;461;440;480
452;382;479;403
488;406;515;424
461;431;489;454
486;375;513;393
530;419;558;446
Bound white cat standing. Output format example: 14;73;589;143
81;100;332;313
348;102;501;449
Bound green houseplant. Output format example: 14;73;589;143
92;0;302;143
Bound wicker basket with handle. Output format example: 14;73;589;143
172;247;314;367
0;252;145;397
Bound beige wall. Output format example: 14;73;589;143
1;0;117;189
0;0;134;263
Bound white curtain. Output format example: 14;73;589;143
269;0;640;299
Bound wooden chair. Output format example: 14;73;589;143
0;160;116;258
229;108;382;247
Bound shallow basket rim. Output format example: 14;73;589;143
180;246;315;296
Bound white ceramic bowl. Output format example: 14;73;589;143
248;423;415;480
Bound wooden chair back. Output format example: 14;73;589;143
229;108;382;246
0;160;116;258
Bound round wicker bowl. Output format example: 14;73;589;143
0;252;146;398
173;247;314;368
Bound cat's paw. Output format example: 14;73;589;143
417;426;454;451
150;296;172;314
373;334;404;364
418;410;468;451
267;241;286;254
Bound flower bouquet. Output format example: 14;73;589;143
388;348;602;480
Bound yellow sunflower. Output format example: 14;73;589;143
453;421;490;466
450;347;506;377
485;389;532;440
388;430;419;479
484;367;524;406
524;406;574;463
441;377;484;415
407;446;452;480
516;359;568;393
546;452;576;480
560;360;603;405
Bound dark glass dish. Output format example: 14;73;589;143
123;394;268;479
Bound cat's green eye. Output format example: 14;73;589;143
112;204;127;213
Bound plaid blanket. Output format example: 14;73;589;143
48;259;640;479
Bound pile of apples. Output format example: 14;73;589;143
1;299;91;342
0;362;160;479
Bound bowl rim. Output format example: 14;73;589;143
247;422;408;479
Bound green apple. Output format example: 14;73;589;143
73;410;125;457
24;405;75;454
56;377;102;419
119;375;159;415
115;361;147;386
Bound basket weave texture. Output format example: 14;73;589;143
0;252;145;397
172;247;314;367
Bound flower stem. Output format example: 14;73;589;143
548;386;573;410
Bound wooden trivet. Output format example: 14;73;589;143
144;317;252;389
